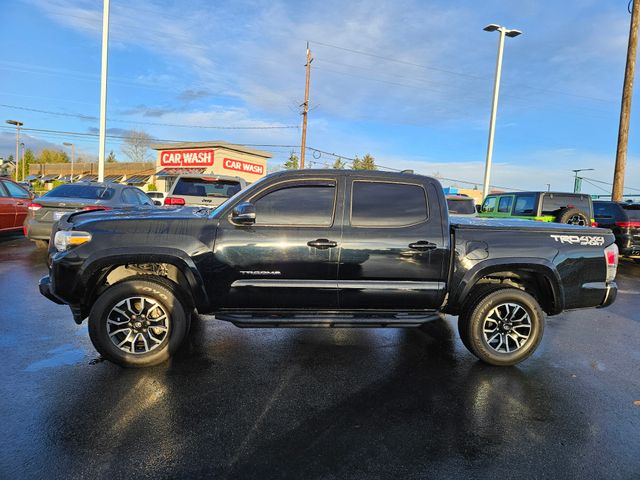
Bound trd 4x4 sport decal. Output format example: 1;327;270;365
550;235;605;246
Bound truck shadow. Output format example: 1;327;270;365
34;318;591;478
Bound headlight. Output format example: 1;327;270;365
54;231;92;252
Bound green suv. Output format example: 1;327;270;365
479;192;594;226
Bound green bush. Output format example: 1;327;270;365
51;180;65;189
146;183;157;192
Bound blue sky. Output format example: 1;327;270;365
0;0;638;195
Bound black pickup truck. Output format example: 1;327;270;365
39;170;619;368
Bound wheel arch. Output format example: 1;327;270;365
451;258;564;316
78;247;209;319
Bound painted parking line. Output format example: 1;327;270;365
618;290;640;295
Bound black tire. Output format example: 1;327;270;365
556;207;589;226
88;276;191;368
458;288;544;366
457;284;510;353
33;240;48;249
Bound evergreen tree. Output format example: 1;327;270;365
106;150;117;163
332;157;346;169
283;151;299;169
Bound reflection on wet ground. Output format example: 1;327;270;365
1;235;639;478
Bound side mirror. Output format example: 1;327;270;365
232;202;256;225
153;200;162;206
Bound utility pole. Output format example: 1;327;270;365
5;119;23;182
300;43;313;169
481;24;522;200
20;142;25;182
612;0;639;201
64;142;75;181
98;0;110;182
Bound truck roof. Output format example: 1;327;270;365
267;168;439;184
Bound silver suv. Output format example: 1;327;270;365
164;174;247;208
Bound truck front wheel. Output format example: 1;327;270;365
88;277;190;368
458;288;544;366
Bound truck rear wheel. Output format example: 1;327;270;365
458;288;544;366
88;277;190;368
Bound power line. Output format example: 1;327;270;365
0;104;299;130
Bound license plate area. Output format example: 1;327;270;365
53;211;66;221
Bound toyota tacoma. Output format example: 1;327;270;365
39;170;619;367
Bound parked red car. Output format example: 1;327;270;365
0;177;32;233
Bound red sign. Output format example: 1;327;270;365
160;149;215;167
223;158;265;175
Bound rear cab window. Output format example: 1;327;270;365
621;204;640;221
447;197;476;214
174;177;242;199
351;181;427;227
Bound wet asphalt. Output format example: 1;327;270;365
0;234;639;479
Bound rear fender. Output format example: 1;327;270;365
452;257;564;315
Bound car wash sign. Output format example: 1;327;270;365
160;149;215;167
223;158;265;176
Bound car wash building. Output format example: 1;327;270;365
151;141;271;193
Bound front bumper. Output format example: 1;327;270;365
38;275;65;305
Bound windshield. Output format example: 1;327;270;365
447;198;476;214
173;177;241;198
44;184;115;200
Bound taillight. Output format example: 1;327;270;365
82;206;112;211
27;202;42;211
164;197;185;206
591;220;598;227
604;243;618;283
23;226;27;236
615;221;640;228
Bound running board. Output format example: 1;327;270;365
216;311;443;328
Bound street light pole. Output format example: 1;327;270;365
20;142;25;182
98;0;110;182
5;119;23;182
481;24;522;200
63;142;75;181
572;168;594;193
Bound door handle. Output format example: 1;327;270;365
16;202;25;206
409;241;437;251
307;238;338;249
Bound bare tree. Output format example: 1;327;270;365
121;130;153;163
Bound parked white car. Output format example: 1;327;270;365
164;174;247;208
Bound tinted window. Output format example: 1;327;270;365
594;202;620;221
351;182;427;227
481;197;497;213
498;196;513;213
44;185;115;200
513;194;536;216
542;194;591;215
254;182;335;226
3;181;30;198
134;189;154;206
174;177;241;198
122;189;140;204
622;204;640;221
447;198;476;214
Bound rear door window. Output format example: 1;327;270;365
513;194;537;216
351;181;427;227
498;196;513;213
174;177;241;198
3;181;30;198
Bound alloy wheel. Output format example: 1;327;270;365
482;302;532;354
106;296;170;354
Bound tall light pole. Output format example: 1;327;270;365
98;0;110;182
20;142;25;182
481;24;522;199
572;168;594;193
63;142;75;182
5;119;23;182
